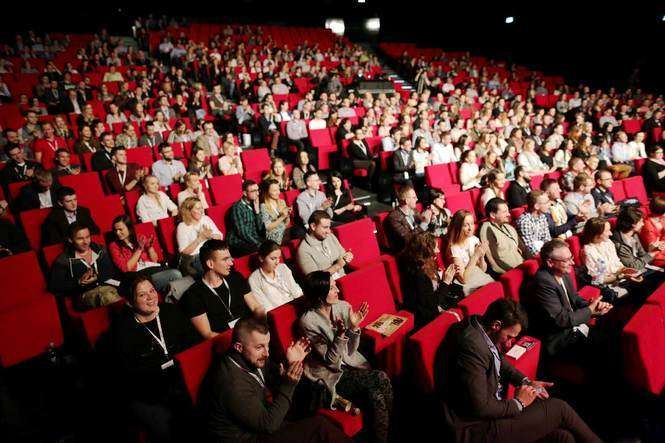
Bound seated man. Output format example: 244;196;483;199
138;121;165;148
522;239;612;360
437;298;601;443
348;128;377;188
296;210;353;279
540;178;580;238
506;166;532;209
564;173;597;232
516;190;552;257
90;131;116;172
479;198;529;275
0;143;42;185
152;143;187;187
227;180;266;256
385;184;424;252
179;239;263;339
14;169;59;212
51;148;81;177
194;121;221;157
49;223;121;310
203;315;350;443
392;137;415;185
42;186;100;246
295;172;333;235
590;169;618;218
105;146;146;194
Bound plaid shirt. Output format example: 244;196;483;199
516;212;551;256
228;199;265;249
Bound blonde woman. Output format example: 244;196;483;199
260;179;291;244
135;175;178;225
218;141;244;176
176;197;222;275
263;157;291;191
177;172;209;209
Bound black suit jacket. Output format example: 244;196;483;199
522;269;591;357
91;149;114;172
0;160;42;185
42;206;100;246
392;148;415;180
14;183;60;212
590;187;615;207
436;316;525;441
349;141;372;161
506;181;530;209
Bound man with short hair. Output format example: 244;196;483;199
42;186;99;246
91;131;116;171
348;128;377;188
105;146;145;194
14;169;59;211
480;198;529;274
49;223;121;309
590;169;618;217
138;122;164;148
19;111;42;146
295;172;333;231
438;298;601;443
385;184;424;252
52;148;81;177
179;240;263;338
195;121;221;157
204;315;349;442
506;166;532;209
33;122;68;168
227;180;266;256
392;137;416;185
296;210;353;279
540;178;580;238
523;239;612;360
1;143;41;185
516;190;552;256
152;143;187;187
564;173;597;232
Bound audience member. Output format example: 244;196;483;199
506;166;531;209
14;169;59;211
91;132;116;171
152;143;187;187
639;197;665;267
420;188;451;237
295;171;332;233
480;198;529;275
228;180;266;256
176;172;209;209
590;170;618;218
136;175;178;225
540;178;579;238
177;197;223;276
642;145;665;193
516;190;552;256
42;186;99;246
248;240;303;312
296;210;352;279
564;173;597;231
327;171;364;224
106;146;146;194
218;141;243;176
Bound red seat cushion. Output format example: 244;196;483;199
622;303;665;396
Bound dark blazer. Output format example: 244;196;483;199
61;98;83;114
384;207;423;252
521;269;591;357
105;163;141;194
13;182;60;212
392;148;415;181
349;140;372;161
258;115;277;138
643;160;665;193
138;133;163;148
436;316;526;442
400;264;459;329
42;206;100;246
590;187;615;208
506;181;530;209
0;160;42;185
91;149;114;172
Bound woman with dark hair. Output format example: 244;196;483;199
639;197;665;267
420;188;451;237
327;171;365;224
480;169;507;209
299;271;393;443
336;118;354;144
108;276;199;442
612;207;656;272
642;145;665;193
248;240;303;312
399;232;461;329
109;215;184;295
292;150;317;190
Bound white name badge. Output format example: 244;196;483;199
161;360;175;370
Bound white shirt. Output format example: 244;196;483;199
517;151;547;173
611;142;632;163
38;190;53;208
430;142;457;164
176;215;222;255
136;192;177;225
308;119;327;130
177;189;209;209
412;149;431;175
459;162;481;190
628;141;646;159
248;264;303;312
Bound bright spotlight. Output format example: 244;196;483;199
365;18;381;32
325;19;345;36
505;16;514;24
358;0;366;3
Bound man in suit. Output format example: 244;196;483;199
138;122;164;148
52;149;82;177
348;128;377;188
385;184;424;252
105;147;145;194
62;89;83;114
194;121;221;157
506;166;531;209
43;79;63;114
91;132;116;172
42;186;100;246
522;239;612;360
437;298;601;443
590;169;618;217
480;198;529;275
1;144;42;185
392;137;416;185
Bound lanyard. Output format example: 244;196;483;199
203;278;233;318
135;313;168;357
228;355;265;388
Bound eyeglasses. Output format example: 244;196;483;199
550;256;574;263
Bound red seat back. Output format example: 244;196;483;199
622;303;665;396
58;172;105;207
566;235;583;267
90;195;126;234
8;181;29;201
157;216;177;257
622;176;648;205
445;191;476;221
266;301;300;362
127;146;155;169
337;261;397;326
373;211;391;251
308;128;333;147
332;218;381;268
424;163;454;190
610;179;627;202
233;253;257;279
0;251;46;310
240;148;271;183
204;205;230;238
19;207;51;250
134;222;164;262
500;267;525;301
209;174;243;207
458;281;504;317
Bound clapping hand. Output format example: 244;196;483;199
589;295;612;316
443;263;457;285
199;225;214;240
286;337;311;364
343;249;354;264
279;360;304;384
349;302;369;329
78;268;97;285
137;235;148;250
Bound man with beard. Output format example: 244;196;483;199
506;166;532;209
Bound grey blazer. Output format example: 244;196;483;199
299;300;369;405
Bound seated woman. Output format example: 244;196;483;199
421;188;451;237
399;232;461;329
612;207;656;272
109;215;184;295
459;150;485;190
639;197;665;267
479;169;507;210
176;197;223;276
153;110;172;137
327;171;365;224
108;276;200;442
444;210;494;295
263;157;292;191
299;271;393;443
292;150;317;190
187;146;213;179
248;240;303;312
177;172;209;209
218;141;244;176
167;120;194;144
642;145;665;194
136;175;178;225
259;179;291;245
581;217;641;302
561;157;586;192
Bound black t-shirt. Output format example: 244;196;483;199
179;271;251;333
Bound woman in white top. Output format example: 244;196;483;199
430;131;456;164
153;110;171;136
136;175;178;225
480;169;507;209
177;172;209;209
459;150;486;190
106;103;128;125
248;240;303;311
412;136;432;177
444;210;494;295
517;138;550;174
176;196;222;276
218;141;244;176
628;132;647;159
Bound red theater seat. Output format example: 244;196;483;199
622;176;648;205
458;281;504;317
127;146;155;169
209;174;243;207
445;191;476;221
19;207;51;250
240;148;271;183
58;172;106;206
622;303;665;396
157;216;178;258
